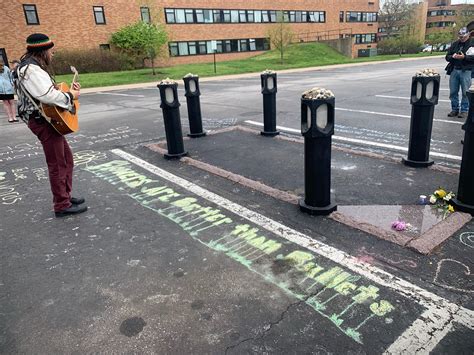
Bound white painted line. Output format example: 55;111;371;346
96;92;145;98
435;119;463;125
376;95;450;103
384;309;454;354
244;120;462;161
337;107;410;119
336;107;463;125
111;148;473;352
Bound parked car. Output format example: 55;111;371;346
422;45;433;52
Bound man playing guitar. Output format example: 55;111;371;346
14;33;87;217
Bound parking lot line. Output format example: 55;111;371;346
244;120;462;161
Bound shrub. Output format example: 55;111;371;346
377;37;422;55
52;48;137;74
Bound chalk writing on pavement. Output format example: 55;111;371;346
85;159;401;344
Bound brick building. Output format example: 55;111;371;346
378;0;474;43
0;0;380;67
425;0;474;37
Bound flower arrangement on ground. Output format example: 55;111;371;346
429;188;455;218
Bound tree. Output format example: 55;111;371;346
110;21;168;75
267;11;294;64
379;0;413;38
425;31;454;51
453;5;474;35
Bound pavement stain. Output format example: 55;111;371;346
119;317;146;337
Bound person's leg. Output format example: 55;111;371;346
63;138;74;197
2;100;14;122
449;70;460;113
8;100;17;121
459;70;472;113
28;119;71;212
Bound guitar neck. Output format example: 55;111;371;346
71;72;78;85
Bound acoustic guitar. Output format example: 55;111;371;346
41;66;80;135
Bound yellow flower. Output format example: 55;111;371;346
448;205;454;213
435;189;447;198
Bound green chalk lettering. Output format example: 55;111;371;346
158;192;180;202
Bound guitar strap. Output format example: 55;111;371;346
17;79;52;124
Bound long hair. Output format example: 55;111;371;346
20;49;54;77
0;62;4;73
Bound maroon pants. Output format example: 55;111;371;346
28;118;73;212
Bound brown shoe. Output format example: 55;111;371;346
447;111;459;117
458;112;468;119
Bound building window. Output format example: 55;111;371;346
93;6;106;24
195;9;204;23
339;11;344;22
169;43;178;56
203;9;213;23
169;38;270;57
165;9;176;23
239;10;247;23
185;9;194;23
175;9;185;23
141;7;151;23
231;10;239;23
99;44;110;50
23;4;40;25
223;10;231;23
164;7;326;24
346;11;377;22
354;33;376;44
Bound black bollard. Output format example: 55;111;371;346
299;88;337;215
451;87;474;215
402;70;440;167
183;74;206;138
260;71;279;137
157;79;188;160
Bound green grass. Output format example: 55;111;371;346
55;43;444;88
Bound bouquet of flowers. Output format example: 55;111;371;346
429;188;455;218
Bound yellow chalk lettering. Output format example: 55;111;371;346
172;197;198;208
231;224;250;236
306;264;325;278
141;186;168;196
352;285;379;303
212;217;233;226
205;213;226;222
325;272;352;289
241;228;259;240
333;282;357;296
87;160;129;171
248;237;266;248
369;300;394;317
259;240;282;254
284;251;315;267
315;267;343;286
